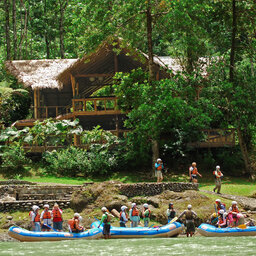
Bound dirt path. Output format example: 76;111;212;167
200;190;256;211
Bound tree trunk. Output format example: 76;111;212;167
59;0;67;58
4;0;11;60
12;0;17;60
44;0;50;58
237;128;255;180
229;0;237;82
152;140;159;175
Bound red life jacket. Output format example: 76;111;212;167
52;209;62;219
157;164;162;170
120;211;128;221
34;213;40;222
68;218;79;231
192;167;198;175
42;211;51;219
232;206;239;213
131;208;139;216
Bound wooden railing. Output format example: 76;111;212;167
32;106;71;119
187;129;236;148
72;97;118;113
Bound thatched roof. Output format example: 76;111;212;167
5;59;77;90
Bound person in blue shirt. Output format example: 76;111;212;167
155;158;164;183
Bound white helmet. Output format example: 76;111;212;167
187;204;192;209
74;213;80;218
219;209;225;214
101;207;107;212
216;165;220;169
32;205;39;211
143;203;149;208
43;204;49;208
131;203;136;208
232;201;237;205
215;199;221;203
157;158;162;162
121;205;127;211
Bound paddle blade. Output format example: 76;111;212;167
237;224;246;229
169;217;178;224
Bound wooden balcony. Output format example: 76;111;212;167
187;129;236;148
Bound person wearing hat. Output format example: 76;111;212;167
40;204;52;231
166;203;176;223
213;165;223;194
119;206;128;227
155;158;164;183
98;207;111;239
68;213;84;233
189;162;202;184
30;205;41;232
52;203;63;232
217;209;228;228
178;204;198;237
129;203;140;228
228;201;244;227
215;199;226;212
142;203;151;227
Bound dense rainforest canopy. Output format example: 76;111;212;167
0;0;255;178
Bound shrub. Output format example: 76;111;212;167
0;143;31;178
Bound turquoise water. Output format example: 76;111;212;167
0;236;256;256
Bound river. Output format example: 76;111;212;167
0;236;256;256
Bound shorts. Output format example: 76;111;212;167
156;171;163;179
191;174;197;180
53;221;63;230
186;221;195;233
103;223;111;235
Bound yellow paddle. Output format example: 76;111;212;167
237;224;246;229
169;217;178;224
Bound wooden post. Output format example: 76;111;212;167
115;115;119;137
46;106;48;118
70;74;76;97
74;134;78;146
33;89;38;119
114;54;118;73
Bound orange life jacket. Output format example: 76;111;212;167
192;167;198;175
42;211;51;219
131;208;139;216
157;165;162;170
232;206;239;213
68;218;79;231
120;211;128;221
34;213;40;222
52;209;62;219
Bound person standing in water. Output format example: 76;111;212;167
98;207;111;239
213;165;223;194
129;203;140;227
119;205;128;227
178;204;198;237
166;203;176;223
155;158;164;183
189;162;202;183
142;203;151;227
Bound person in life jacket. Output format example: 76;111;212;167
228;201;244;227
166;203;176;223
52;203;63;231
30;205;41;232
129;203;140;228
217;209;228;228
40;204;52;232
68;213;84;233
98;207;111;239
119;205;128;228
213;165;223;194
155;158;164;183
215;199;226;212
189;162;202;184
142;203;151;227
178;204;198;237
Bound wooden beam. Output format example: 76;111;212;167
70;74;76;97
34;89;38;119
74;74;113;78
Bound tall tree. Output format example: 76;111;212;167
4;0;11;60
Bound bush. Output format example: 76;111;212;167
0;143;31;178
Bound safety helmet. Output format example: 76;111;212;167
121;206;127;211
32;205;39;211
232;201;237;205
101;207;107;212
169;203;173;208
74;213;80;218
43;204;49;208
215;199;221;203
219;209;225;215
187;204;192;209
131;203;136;208
157;158;162;162
143;203;149;208
216;165;220;169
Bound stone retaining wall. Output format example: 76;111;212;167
117;182;198;197
0;200;71;212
